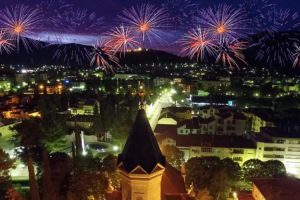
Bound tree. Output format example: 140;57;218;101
222;158;241;182
0;148;15;197
37;95;68;153
67;171;108;200
161;145;184;169
242;159;264;181
12;119;43;200
102;154;120;189
195;188;213;200
186;157;241;200
185;157;223;190
209;169;229;200
263;160;286;178
49;152;73;200
5;188;25;200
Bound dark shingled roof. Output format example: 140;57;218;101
253;178;300;200
118;109;165;174
156;133;256;149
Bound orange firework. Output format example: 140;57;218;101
0;4;42;52
119;4;168;44
179;27;216;61
107;25;140;55
0;29;14;54
199;4;248;41
90;39;120;71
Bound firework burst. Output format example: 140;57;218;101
199;4;248;41
162;0;199;27
119;4;169;44
52;8;104;34
0;4;42;52
255;32;299;67
90;40;119;71
0;30;14;54
179;27;216;61
293;44;300;68
36;0;73;30
53;43;91;66
216;39;247;69
273;9;300;31
107;25;140;55
239;0;276;32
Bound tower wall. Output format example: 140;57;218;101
120;168;165;200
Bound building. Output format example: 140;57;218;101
109;109;190;200
160;107;192;121
255;127;300;177
161;106;247;136
252;178;300;200
243;109;278;133
69;99;100;116
156;131;256;165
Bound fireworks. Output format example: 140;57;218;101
199;4;248;41
0;4;42;52
0;30;14;54
53;43;91;66
255;32;298;67
52;8;104;34
293;44;300;68
216;39;248;69
162;0;199;27
90;40;119;71
107;25;140;55
36;0;73;30
179;27;216;61
239;0;276;32
273;9;300;31
119;4;169;44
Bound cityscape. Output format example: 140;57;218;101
0;0;300;200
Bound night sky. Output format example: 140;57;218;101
0;0;300;55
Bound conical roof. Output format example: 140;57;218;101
117;109;165;174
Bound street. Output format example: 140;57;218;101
147;90;173;130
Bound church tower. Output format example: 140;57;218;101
117;109;166;200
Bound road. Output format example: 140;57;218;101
147;90;173;130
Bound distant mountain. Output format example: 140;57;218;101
0;39;187;67
0;31;300;70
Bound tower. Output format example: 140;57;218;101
117;109;165;200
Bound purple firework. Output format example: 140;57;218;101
162;0;199;27
256;32;299;67
239;0;277;32
293;44;300;68
52;8;104;34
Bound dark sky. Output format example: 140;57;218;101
1;0;299;18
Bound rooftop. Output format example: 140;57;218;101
261;127;300;139
156;133;256;149
117;109;165;174
253;177;300;200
